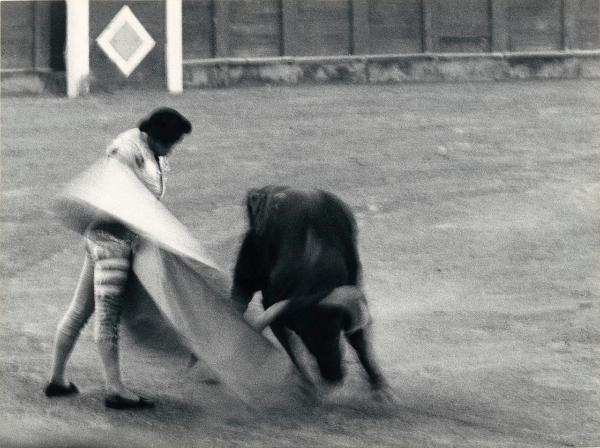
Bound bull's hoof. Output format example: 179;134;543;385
371;385;398;405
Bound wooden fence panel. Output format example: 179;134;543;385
490;0;508;51
1;1;35;70
282;0;300;55
430;0;490;52
182;0;213;59
227;0;281;57
49;1;66;71
1;1;64;72
507;0;562;51
367;0;422;54
575;0;600;48
34;2;54;70
293;0;352;56
351;0;369;54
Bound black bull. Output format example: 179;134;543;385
231;186;388;391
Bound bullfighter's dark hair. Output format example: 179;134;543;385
138;107;192;145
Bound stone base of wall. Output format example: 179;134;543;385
2;51;599;95
1;70;66;95
183;51;600;88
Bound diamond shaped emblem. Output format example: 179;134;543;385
96;6;155;77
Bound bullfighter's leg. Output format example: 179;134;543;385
91;237;151;405
46;254;95;394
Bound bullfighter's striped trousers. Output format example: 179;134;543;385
56;231;133;346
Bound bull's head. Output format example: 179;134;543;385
245;185;289;236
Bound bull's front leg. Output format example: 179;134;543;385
270;322;316;394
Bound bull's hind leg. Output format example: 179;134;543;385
345;328;385;389
345;328;397;403
322;287;390;393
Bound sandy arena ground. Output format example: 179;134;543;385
1;80;599;447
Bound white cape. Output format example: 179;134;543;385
53;159;300;406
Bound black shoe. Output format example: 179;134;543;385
44;381;79;397
104;394;155;410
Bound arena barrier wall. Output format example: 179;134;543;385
1;0;600;95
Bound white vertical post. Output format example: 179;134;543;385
165;0;183;94
66;0;90;98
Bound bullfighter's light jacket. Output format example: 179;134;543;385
106;128;169;200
